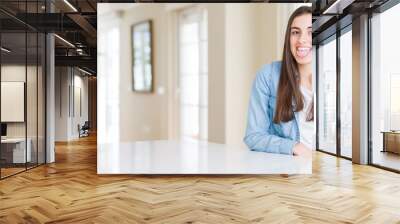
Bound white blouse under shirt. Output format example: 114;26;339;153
298;85;315;150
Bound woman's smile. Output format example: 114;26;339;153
296;46;311;58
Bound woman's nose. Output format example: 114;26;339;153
299;33;307;44
299;33;311;45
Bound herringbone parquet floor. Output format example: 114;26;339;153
1;134;400;223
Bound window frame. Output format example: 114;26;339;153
315;22;352;161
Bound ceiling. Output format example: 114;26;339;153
0;0;98;74
312;0;392;44
2;0;394;74
0;0;316;75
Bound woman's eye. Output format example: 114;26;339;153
291;31;299;35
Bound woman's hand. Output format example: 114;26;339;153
292;143;312;158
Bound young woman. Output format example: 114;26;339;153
244;6;314;157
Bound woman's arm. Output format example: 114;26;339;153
244;66;298;155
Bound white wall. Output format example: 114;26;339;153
73;73;89;137
224;4;280;147
207;4;226;144
1;64;46;163
118;4;169;142
1;65;40;138
1;66;26;137
54;67;89;141
55;67;68;141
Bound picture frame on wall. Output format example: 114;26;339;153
131;20;154;93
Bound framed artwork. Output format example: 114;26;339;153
131;20;153;92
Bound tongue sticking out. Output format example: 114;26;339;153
297;48;310;58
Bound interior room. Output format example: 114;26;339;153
0;0;400;223
0;0;97;179
0;8;46;178
97;3;312;174
314;0;400;172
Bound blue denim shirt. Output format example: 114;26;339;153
244;61;300;155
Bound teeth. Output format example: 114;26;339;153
296;47;310;57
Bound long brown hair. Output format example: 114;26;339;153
273;6;313;124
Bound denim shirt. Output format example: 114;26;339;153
244;61;300;155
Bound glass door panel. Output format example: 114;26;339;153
1;31;27;177
317;38;337;154
339;29;352;158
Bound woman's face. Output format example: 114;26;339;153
290;13;312;66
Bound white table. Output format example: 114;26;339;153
1;138;31;163
98;140;311;174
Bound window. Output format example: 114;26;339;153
339;29;352;158
178;7;208;141
390;74;400;130
317;37;337;154
98;13;120;145
371;3;400;171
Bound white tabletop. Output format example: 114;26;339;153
97;140;312;174
1;138;27;144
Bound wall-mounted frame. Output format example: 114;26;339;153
1;81;25;122
131;20;154;93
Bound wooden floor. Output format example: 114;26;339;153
373;151;400;171
1;167;26;178
1;163;44;178
1;135;400;223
